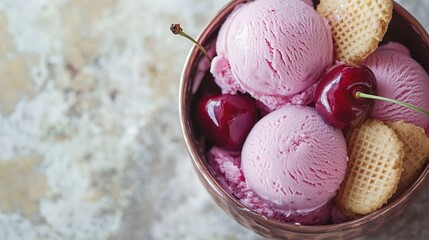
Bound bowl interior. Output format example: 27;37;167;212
180;0;429;239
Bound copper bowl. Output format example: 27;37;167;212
179;1;429;239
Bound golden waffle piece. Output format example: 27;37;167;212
386;120;429;194
317;0;393;63
336;119;403;217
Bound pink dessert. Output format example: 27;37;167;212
184;0;429;227
205;105;348;225
211;0;333;110
208;146;334;225
242;105;348;213
363;42;429;130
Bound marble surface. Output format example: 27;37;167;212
0;0;428;239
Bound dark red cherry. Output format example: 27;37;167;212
314;64;378;129
196;94;259;151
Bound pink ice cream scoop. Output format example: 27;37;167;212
241;105;348;213
363;42;429;130
211;0;333;110
207;147;333;225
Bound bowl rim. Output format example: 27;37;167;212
179;0;429;234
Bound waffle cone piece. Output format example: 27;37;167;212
317;0;393;63
336;119;404;217
386;121;429;194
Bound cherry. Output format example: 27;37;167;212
314;64;377;129
172;23;259;150
195;94;259;151
170;23;258;151
315;64;429;129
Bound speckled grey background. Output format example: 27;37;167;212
0;0;428;239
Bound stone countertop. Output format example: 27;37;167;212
0;0;428;239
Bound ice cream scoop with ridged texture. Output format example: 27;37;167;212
363;42;429;131
211;0;333;110
242;105;348;213
207;147;333;225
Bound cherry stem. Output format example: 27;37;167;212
356;91;429;116
170;23;212;62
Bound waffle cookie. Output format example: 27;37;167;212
336;119;404;217
386;120;429;194
317;0;393;63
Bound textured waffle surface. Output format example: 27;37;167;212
387;121;429;193
317;0;393;63
337;119;403;217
